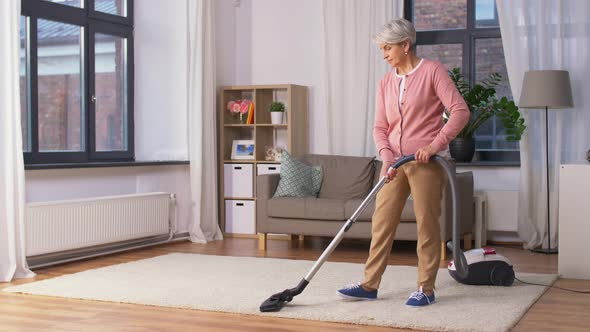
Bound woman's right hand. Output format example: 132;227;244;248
381;162;397;183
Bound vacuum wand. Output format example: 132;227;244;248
259;155;468;312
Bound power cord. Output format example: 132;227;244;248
515;276;590;294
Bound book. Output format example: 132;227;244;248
247;102;254;124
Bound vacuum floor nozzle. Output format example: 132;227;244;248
259;289;294;312
260;279;309;312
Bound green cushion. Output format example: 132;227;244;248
273;151;323;198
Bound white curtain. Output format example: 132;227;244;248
497;0;590;250
187;0;223;243
322;0;403;157
1;0;35;282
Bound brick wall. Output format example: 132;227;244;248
37;74;82;151
95;72;124;151
417;44;463;73
20;72;121;152
414;0;466;31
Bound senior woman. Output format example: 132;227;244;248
337;18;469;307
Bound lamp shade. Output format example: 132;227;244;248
519;70;574;109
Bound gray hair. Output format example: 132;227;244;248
373;18;416;47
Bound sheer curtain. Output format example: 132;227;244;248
497;0;590;249
322;0;402;157
1;0;35;281
187;0;223;243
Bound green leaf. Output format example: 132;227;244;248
447;67;526;141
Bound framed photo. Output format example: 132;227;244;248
231;140;255;160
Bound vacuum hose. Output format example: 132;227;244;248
436;155;470;279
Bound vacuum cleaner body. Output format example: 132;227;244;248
448;248;515;286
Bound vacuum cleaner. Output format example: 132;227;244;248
448;247;515;286
260;154;470;312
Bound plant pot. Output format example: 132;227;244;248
271;112;284;125
449;137;475;162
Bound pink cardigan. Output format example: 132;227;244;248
373;59;469;163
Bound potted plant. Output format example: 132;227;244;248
445;68;526;162
269;101;285;124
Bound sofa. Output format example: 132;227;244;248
256;154;474;261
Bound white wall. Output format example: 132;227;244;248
215;0;329;153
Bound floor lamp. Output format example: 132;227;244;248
519;70;574;254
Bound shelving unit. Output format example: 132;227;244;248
218;84;308;236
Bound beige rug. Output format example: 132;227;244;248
4;253;556;332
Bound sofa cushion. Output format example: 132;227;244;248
399;197;416;221
344;199;376;221
267;197;346;220
273;151;323;198
300;154;375;200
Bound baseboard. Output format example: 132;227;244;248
27;233;176;270
224;233;294;240
172;232;190;240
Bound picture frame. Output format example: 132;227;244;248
231;140;255;160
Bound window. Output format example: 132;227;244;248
405;0;518;161
20;0;133;164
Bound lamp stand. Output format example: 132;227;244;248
533;106;558;254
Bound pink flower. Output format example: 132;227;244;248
227;99;252;115
240;100;251;114
232;103;241;114
227;101;236;112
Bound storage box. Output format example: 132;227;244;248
224;200;256;234
257;164;281;175
224;163;253;197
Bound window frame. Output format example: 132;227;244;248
404;0;519;162
21;0;134;165
88;21;134;161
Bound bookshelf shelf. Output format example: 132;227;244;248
218;84;308;235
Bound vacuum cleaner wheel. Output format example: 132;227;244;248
490;264;515;286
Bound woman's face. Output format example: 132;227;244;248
379;41;408;68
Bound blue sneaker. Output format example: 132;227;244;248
337;282;377;300
405;287;435;307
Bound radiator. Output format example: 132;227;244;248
484;190;518;232
26;192;173;257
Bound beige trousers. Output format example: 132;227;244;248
362;161;445;293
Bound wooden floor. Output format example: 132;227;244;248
1;237;589;332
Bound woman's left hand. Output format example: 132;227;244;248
415;145;435;164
